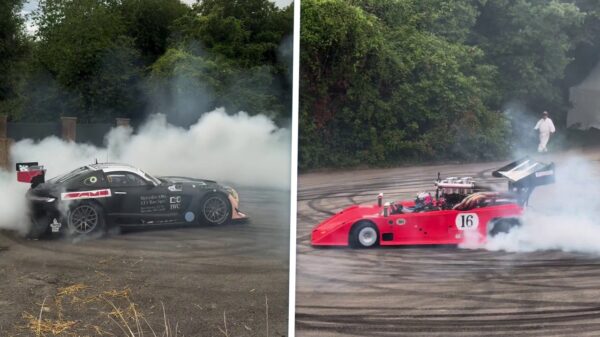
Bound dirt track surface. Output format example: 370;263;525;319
295;149;600;336
0;187;290;337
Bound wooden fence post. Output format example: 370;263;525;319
0;115;11;170
61;116;77;142
116;118;131;128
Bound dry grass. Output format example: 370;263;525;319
14;282;274;337
56;284;88;297
22;312;77;336
217;311;229;337
16;283;182;337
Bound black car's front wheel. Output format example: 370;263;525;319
200;194;231;225
66;202;106;236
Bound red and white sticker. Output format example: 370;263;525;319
61;189;112;200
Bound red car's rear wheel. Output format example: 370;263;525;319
488;218;521;237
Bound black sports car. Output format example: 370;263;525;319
16;162;247;238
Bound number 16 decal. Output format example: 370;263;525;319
455;213;479;230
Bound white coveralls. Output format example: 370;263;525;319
534;118;555;152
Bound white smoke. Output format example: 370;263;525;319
483;153;600;254
0;108;290;231
0;171;30;234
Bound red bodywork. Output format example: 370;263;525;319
311;200;523;246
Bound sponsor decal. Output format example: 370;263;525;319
455;213;479;231
170;196;182;210
61;189;111;200
17;162;38;172
396;218;406;225
168;184;183;192
140;194;168;213
84;176;98;185
535;170;554;178
50;218;62;232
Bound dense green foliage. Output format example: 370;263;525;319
151;0;293;123
0;0;29;117
1;0;293;125
300;0;597;169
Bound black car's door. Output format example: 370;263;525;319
104;171;179;225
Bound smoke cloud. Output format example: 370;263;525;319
0;171;30;234
483;154;600;254
0;108;290;231
470;103;600;254
443;95;600;254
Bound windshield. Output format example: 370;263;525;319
139;169;161;185
48;167;91;184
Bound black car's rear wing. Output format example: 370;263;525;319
16;162;46;188
492;157;555;206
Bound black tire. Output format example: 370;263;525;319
66;202;106;237
488;218;521;237
349;221;379;248
199;193;232;225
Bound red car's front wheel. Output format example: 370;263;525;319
350;221;379;248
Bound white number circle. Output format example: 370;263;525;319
455;213;479;231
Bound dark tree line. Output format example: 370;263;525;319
0;0;293;126
300;0;600;169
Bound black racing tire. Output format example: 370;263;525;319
488;218;521;237
65;202;106;237
199;193;232;225
349;221;379;248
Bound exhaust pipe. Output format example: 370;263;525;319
377;193;383;207
383;202;390;217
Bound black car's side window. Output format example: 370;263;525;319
106;172;147;187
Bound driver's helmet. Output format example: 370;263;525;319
415;192;433;207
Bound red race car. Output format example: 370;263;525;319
311;157;555;248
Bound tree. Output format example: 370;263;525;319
0;0;29;119
300;0;508;169
173;0;292;67
119;0;189;65
471;0;585;119
156;0;294;121
23;0;143;122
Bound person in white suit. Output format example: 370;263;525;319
534;111;555;152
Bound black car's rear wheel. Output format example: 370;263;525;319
67;203;106;236
350;221;379;248
200;194;231;225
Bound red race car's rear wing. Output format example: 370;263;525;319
16;162;46;188
492;157;555;205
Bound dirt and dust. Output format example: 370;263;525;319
0;187;290;337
